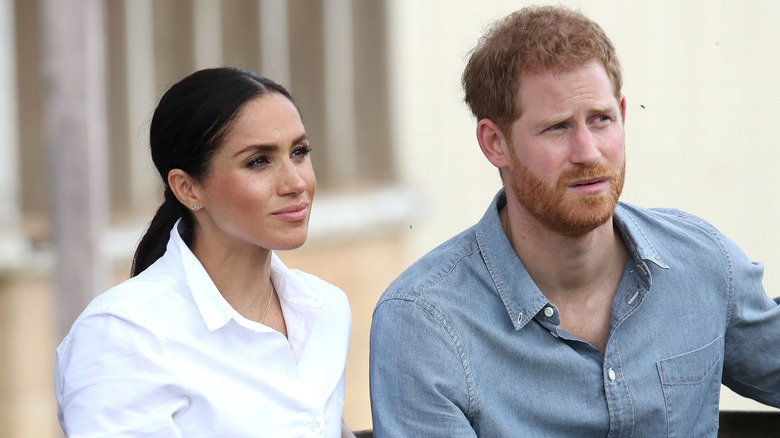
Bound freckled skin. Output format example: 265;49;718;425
193;93;316;256
505;61;626;237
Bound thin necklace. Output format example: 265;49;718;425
259;285;274;324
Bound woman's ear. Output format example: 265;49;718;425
168;169;202;211
476;119;511;169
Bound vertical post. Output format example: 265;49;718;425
0;0;19;229
41;0;109;338
193;0;222;69
323;0;358;185
0;3;18;437
124;0;158;209
259;0;290;86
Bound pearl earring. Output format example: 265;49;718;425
192;205;201;211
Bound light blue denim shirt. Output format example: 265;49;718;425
370;189;780;437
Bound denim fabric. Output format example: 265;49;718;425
370;189;780;437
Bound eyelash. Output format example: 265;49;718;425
546;116;611;132
245;145;312;168
292;145;312;158
245;156;269;168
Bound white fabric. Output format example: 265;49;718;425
55;221;351;437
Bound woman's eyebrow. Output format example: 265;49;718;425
234;133;308;157
234;144;278;157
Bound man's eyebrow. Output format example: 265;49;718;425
589;104;617;115
535;105;618;129
535;115;568;130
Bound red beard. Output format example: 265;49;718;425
510;157;625;238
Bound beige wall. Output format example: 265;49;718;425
2;1;780;437
388;0;780;271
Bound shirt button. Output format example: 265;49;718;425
517;312;523;323
543;307;554;318
608;368;616;382
310;421;322;432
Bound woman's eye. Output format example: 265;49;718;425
246;155;270;168
292;145;312;159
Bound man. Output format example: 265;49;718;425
369;5;780;437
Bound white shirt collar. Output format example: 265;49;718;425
168;219;323;339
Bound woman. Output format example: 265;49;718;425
54;67;354;437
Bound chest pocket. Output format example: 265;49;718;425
656;336;723;438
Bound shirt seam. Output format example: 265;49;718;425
378;240;481;305
399;296;480;420
615;204;667;268
721;375;779;406
664;210;735;328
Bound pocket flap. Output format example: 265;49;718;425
657;336;723;385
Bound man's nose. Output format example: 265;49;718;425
569;127;602;167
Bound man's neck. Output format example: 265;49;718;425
499;202;628;352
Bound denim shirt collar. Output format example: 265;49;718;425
475;189;669;331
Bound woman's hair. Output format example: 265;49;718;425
462;5;622;137
131;67;296;276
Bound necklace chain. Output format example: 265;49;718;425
259;285;274;323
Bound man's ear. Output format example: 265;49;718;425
476;118;511;169
620;94;627;124
168;169;202;210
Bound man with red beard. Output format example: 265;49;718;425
370;5;780;437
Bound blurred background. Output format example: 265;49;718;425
2;0;779;436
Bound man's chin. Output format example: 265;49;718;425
545;201;618;238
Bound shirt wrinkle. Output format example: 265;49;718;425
656;209;738;331
370;188;780;437
413;296;480;419
55;219;351;437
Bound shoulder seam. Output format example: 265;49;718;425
376;296;480;418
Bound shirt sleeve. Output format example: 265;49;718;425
721;237;780;407
55;311;188;437
369;297;478;438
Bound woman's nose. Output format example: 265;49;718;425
278;162;307;195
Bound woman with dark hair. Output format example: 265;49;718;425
54;67;354;437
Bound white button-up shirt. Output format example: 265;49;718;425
55;221;351;437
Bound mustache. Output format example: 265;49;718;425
558;162;619;186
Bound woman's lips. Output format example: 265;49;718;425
272;202;308;222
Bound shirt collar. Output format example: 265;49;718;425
167;219;323;333
475;189;668;331
168;220;235;331
613;203;669;270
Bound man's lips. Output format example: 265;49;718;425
569;177;608;187
568;177;609;194
272;201;308;221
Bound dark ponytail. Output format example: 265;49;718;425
131;188;193;275
131;67;296;276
